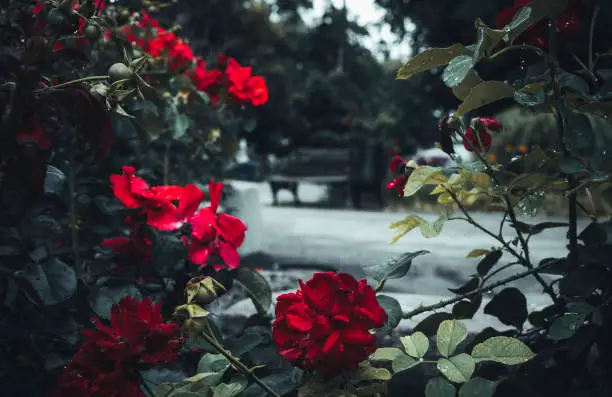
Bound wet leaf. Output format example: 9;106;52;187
401;331;430;358
376;295;403;332
369;347;404;362
363;250;429;281
471;336;535;365
458;377;499;397
549;313;586;341
235;266;272;316
437;320;469;357
443;55;474;88
397;44;471;80
437;354;475;383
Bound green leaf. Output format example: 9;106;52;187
392;354;419;373
87;282;142;320
369;347;404;362
376;295;403;332
443;55;474;88
503;0;569;42
578;222;608;246
197;353;229;374
420;213;448;238
401;331;430;358
549;313;587;341
476;250;502;277
234;266;272;316
21;258;77;306
403;166;447;197
414;313;454;337
437;354;475;384
452;296;482;320
425;377;456;397
448;278;480;295
363;250;429;281
471;336;535;365
458;377;499;397
389;215;446;243
483;288;528;329
213;374;248;397
455;81;515;117
437;320;468;357
396;44;471;80
563;110;595;157
511;221;569;236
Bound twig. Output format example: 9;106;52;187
402;261;554;319
589;6;600;71
198;330;280;397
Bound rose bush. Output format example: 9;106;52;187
2;0;612;397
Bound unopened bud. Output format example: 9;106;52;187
185;276;225;306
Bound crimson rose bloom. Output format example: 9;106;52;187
272;272;387;377
183;180;247;268
386;155;409;198
110;166;205;230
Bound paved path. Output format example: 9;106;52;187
258;206;588;296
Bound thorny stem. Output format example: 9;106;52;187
198;330;281;397
402;260;554;319
548;19;579;267
34;75;110;92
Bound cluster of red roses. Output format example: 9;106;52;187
102;166;247;269
121;12;268;107
496;0;590;49
51;297;182;397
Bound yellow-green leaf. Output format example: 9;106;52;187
390;215;423;244
404;166;447;197
466;249;491;258
452;69;484;100
397;44;471;80
467;173;491;190
455;81;515;118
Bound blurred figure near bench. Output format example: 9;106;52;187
348;135;387;209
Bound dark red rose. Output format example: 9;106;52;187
272;272;387;377
81;296;183;365
183;180;247;269
463;117;502;153
101;223;153;265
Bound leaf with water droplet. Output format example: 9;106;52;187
443;56;474;88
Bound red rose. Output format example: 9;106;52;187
167;40;194;71
183;180;247;268
50;297;180;397
272;272;387;377
386;156;411;198
110;166;205;230
463;117;502;152
82;296;183;365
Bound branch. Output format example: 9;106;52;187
402;260;554;319
198;330;280;397
444;188;560;305
453;130;560;305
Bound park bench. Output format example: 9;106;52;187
267;148;351;206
